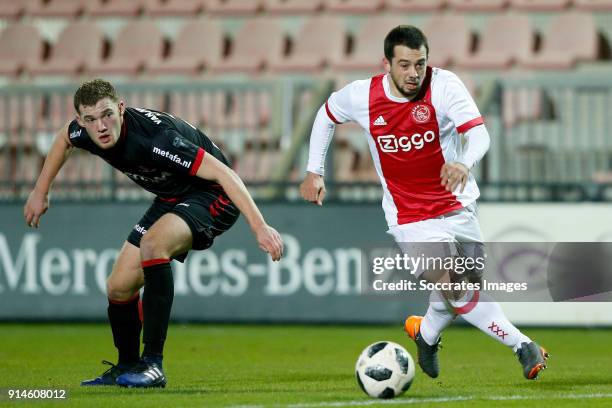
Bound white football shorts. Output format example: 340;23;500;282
387;204;484;277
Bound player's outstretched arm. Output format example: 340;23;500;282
24;121;73;228
196;154;284;261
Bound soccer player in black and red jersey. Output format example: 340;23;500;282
23;79;284;388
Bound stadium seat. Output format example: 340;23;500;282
519;13;598;69
0;0;24;19
26;0;95;17
509;0;570;11
148;19;223;75
324;0;385;13
30;22;104;76
209;18;284;74
574;0;612;11
263;0;324;14
456;14;533;70
384;0;447;11
87;0;153;17
89;21;164;76
145;0;205;16
447;0;508;11
331;16;404;74
269;16;346;73
206;0;263;15
0;24;44;77
424;15;470;68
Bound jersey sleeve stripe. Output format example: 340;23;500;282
456;117;484;134
189;147;206;176
325;101;341;124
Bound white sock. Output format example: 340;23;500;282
449;291;531;352
420;290;455;346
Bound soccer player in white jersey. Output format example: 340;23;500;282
300;25;549;380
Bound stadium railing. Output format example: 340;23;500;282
1;74;612;203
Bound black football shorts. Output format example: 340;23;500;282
127;190;240;262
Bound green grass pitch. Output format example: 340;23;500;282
1;324;611;407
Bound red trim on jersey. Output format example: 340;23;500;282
454;291;480;315
158;197;178;202
325;101;341;124
456;117;484;134
141;258;170;268
189;148;205;176
108;293;139;305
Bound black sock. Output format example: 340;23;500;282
141;258;174;360
107;294;142;367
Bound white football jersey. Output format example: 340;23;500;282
325;67;483;227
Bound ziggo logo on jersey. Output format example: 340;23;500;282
377;131;436;153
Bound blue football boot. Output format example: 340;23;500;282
81;360;135;386
116;356;166;388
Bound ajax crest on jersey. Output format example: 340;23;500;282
355;341;415;399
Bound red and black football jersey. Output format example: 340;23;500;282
68;107;230;198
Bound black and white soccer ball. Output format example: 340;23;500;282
355;341;415;399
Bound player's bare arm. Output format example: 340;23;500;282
300;171;326;206
24;121;74;228
196;153;284;261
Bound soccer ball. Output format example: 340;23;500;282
355;341;415;399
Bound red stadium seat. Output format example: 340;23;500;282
331;16;404;74
324;0;385;13
30;22;104;76
509;0;570;11
263;0;324;14
87;0;154;17
456;14;533;70
0;24;44;77
89;21;164;76
574;0;612;11
447;0;508;11
148;19;223;76
145;0;205;16
269;16;346;73
206;0;263;16
519;13;598;69
209;18;284;74
385;0;447;11
0;0;38;19
424;15;470;68
26;0;96;17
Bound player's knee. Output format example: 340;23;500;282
139;233;169;261
106;278;137;302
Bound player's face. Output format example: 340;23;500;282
76;97;125;149
384;45;427;99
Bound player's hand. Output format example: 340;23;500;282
299;172;326;206
24;189;49;228
254;224;284;261
440;162;469;193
